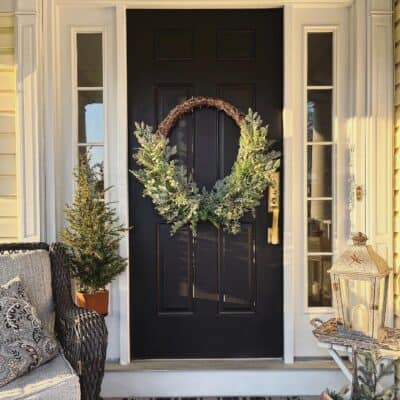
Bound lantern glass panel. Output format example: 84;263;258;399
339;277;372;335
376;276;388;328
338;277;349;323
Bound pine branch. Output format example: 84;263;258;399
61;156;128;293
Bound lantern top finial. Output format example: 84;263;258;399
352;232;368;245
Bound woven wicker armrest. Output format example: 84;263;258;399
56;305;108;373
49;243;108;400
56;305;108;400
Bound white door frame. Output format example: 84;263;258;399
8;0;393;366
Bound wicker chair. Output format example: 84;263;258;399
0;242;108;400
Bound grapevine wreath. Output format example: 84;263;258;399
131;96;280;236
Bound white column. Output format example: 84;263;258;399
365;0;393;323
349;0;368;234
283;3;295;363
15;0;42;241
115;3;131;365
41;0;57;242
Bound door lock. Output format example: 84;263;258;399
267;172;280;245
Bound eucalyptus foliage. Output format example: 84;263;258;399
132;109;280;236
61;157;127;293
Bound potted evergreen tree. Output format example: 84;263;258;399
320;350;399;400
61;156;127;316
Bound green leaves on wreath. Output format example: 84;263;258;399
132;110;280;236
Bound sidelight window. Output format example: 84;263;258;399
306;31;335;309
75;32;104;190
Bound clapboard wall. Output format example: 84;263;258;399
395;0;400;338
0;14;18;242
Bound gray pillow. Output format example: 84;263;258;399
0;277;59;388
0;250;55;334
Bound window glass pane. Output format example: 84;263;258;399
77;33;103;87
307;145;332;197
308;32;333;86
307;90;332;142
78;91;103;144
308;255;332;307
78;146;104;192
307;200;332;252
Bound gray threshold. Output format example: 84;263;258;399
105;357;342;372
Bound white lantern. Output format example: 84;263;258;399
329;233;389;340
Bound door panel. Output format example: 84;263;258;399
128;9;283;358
155;85;194;167
157;224;193;314
220;223;256;313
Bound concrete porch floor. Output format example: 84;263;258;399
101;359;348;398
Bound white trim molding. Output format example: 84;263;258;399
115;3;130;365
291;5;349;357
0;1;36;13
15;6;42;241
365;0;394;324
41;0;58;241
282;3;295;364
349;0;368;233
47;0;354;8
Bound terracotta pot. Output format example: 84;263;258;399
76;289;109;316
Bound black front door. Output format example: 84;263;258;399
128;9;283;358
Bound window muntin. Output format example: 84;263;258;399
306;31;334;308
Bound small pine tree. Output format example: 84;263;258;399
352;350;399;400
325;349;399;400
61;157;127;293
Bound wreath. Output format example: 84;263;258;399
131;97;280;236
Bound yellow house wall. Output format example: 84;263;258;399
0;14;17;242
395;0;400;327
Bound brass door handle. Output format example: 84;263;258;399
267;172;280;245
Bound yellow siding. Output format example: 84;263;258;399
0;14;17;242
392;0;399;380
395;0;399;322
394;18;400;397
